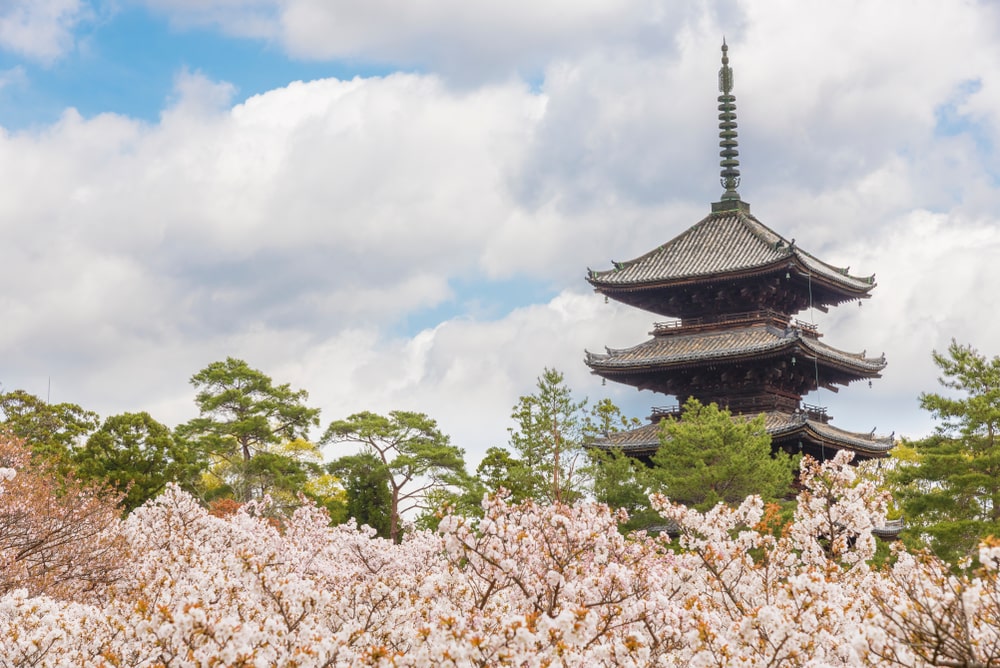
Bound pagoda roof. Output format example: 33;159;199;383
585;322;886;377
593;410;894;459
587;209;875;298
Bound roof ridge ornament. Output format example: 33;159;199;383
712;39;749;213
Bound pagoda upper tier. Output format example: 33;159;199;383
586;204;876;319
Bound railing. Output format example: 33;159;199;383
649;399;839;424
652;310;823;339
653;309;790;334
801;402;830;422
794;319;819;336
649;405;681;420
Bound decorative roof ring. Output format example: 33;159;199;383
718;39;741;201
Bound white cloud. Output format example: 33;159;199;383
0;0;88;62
6;0;1000;468
143;0;278;38
142;0;705;80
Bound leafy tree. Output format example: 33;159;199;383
327;452;392;537
475;446;526;499
0;434;124;602
587;397;642;437
0;390;99;463
73;412;202;513
482;370;640;507
588;447;662;531
652;397;796;511
892;340;1000;565
322;410;467;542
176;358;320;502
197;437;342;519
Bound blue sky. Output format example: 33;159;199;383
0;6;390;128
2;0;1000;466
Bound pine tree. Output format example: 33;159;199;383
652;398;796;511
893;340;1000;565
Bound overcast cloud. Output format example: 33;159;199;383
2;0;999;465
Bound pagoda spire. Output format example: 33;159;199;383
717;38;741;203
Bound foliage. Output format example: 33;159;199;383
475;445;527;498
0;435;124;603
2;451;1000;666
326;452;392;538
322;410;467;542
73;411;201;512
505;368;591;503
588;446;662;531
0;389;99;463
892;340;1000;565
587;396;643;436
177;357;321;503
498;368;640;505
652;397;797;510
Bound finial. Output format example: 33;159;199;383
717;39;740;202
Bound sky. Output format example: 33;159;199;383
2;0;999;468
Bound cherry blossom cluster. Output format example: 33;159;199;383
1;448;998;666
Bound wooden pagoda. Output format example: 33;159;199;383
585;41;893;462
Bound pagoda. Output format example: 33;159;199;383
585;41;893;462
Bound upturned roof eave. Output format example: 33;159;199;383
587;254;875;298
768;418;895;455
591;412;894;456
586;209;877;296
585;333;887;377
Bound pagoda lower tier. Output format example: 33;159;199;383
595;410;894;463
584;312;886;406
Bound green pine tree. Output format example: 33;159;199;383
652;398;796;511
892;340;1000;565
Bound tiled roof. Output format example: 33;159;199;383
872;518;905;539
596;422;662;451
587;210;875;293
763;411;895;455
594;410;894;456
585;323;886;374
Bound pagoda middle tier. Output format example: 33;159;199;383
585;309;886;414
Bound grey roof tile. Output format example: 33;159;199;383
588;211;875;292
585;323;886;374
595;410;894;455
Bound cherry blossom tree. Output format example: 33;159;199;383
1;446;999;666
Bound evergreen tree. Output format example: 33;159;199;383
0;390;99;463
322;410;467;542
892;340;1000;565
327;452;392;538
74;411;202;512
176;358;321;503
476;446;528;500
588;446;662;531
506;368;590;503
652;398;796;511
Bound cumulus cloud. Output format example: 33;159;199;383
142;0;707;81
0;0;89;62
5;0;1000;466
